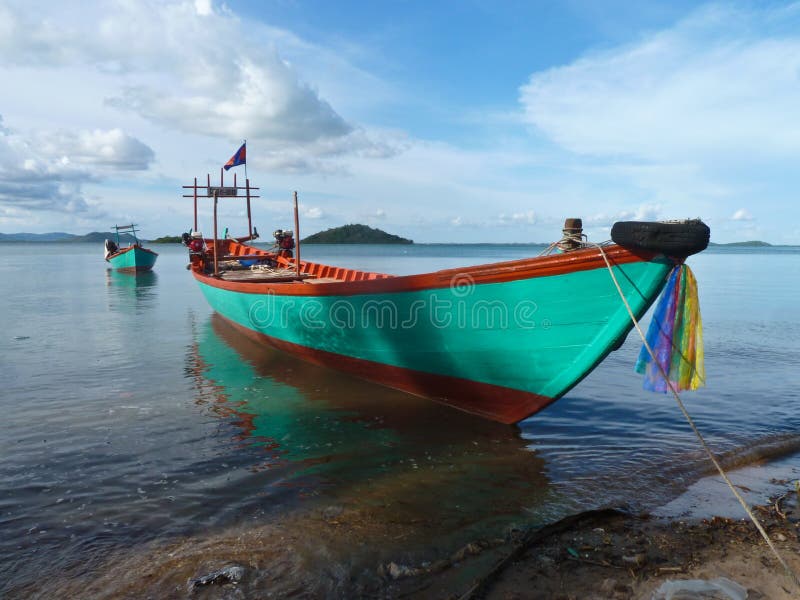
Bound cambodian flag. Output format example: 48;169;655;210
224;143;246;171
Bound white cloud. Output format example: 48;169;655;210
511;210;536;224
585;203;663;228
302;206;324;219
628;203;662;222
33;128;154;171
252;129;407;175
731;208;754;221
194;0;212;17
0;115;151;218
0;0;402;172
520;4;800;164
512;4;800;243
106;57;351;144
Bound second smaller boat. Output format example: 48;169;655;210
104;224;158;272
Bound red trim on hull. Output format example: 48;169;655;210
218;314;555;424
193;244;658;297
108;245;159;259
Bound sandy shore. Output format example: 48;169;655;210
11;481;800;599
478;503;800;600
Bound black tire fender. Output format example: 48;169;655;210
611;220;710;257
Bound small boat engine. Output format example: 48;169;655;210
273;229;295;258
187;231;205;253
104;238;118;260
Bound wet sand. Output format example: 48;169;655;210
12;481;800;599
480;500;800;600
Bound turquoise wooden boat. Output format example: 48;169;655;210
183;177;708;424
104;224;158;272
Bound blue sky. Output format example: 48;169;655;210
1;0;798;243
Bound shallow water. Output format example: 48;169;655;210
1;242;799;595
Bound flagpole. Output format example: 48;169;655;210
243;139;248;181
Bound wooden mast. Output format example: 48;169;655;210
293;191;301;277
246;178;253;239
212;190;219;277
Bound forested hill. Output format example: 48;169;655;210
301;224;413;244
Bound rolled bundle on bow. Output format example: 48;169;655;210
635;264;705;393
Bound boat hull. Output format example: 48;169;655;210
194;249;674;423
108;246;158;272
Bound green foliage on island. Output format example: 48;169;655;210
301;224;413;244
150;235;184;243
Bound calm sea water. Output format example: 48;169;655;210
2;242;799;595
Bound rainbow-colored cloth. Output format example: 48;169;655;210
635;264;705;392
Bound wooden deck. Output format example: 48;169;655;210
203;239;395;285
217;266;312;283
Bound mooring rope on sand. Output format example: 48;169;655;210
591;243;800;590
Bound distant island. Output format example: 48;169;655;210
301;224;413;244
72;232;140;244
0;231;138;243
709;240;772;247
0;232;76;242
150;235;183;243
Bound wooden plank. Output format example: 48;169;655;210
217;254;270;260
218;270;311;283
305;277;344;284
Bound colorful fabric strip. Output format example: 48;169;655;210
635;264;705;393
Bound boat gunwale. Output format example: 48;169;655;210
108;244;159;260
192;242;663;297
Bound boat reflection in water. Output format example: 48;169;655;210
187;314;553;544
105;269;158;312
106;268;158;287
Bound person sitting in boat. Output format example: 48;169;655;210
273;229;295;258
